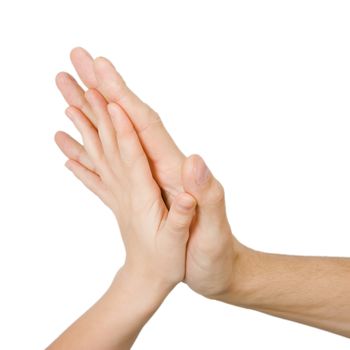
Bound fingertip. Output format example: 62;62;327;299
182;154;197;183
188;154;200;162
65;106;82;121
65;159;73;170
165;192;197;238
94;56;111;73
193;155;211;186
94;56;119;79
54;131;73;155
70;47;95;66
183;154;211;187
94;56;111;67
55;71;68;86
188;154;207;172
183;154;199;170
70;47;80;60
55;72;77;93
64;106;73;118
70;47;97;88
176;193;197;211
70;46;88;60
54;130;65;144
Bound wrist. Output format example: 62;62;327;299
110;265;173;316
214;243;262;307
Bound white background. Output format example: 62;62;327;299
0;0;350;349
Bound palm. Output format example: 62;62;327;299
184;214;235;298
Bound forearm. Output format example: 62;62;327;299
47;267;171;350
223;247;350;337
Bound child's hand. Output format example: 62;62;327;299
56;48;251;301
56;88;196;292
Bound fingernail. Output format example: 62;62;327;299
194;156;211;186
64;106;74;120
65;107;73;120
65;161;72;171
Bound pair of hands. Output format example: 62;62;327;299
55;47;246;301
53;49;350;345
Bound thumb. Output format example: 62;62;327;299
163;192;197;242
182;154;228;230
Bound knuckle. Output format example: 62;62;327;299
94;153;106;167
138;105;163;135
75;147;85;163
169;217;189;232
121;152;145;169
207;181;225;206
74;96;89;113
107;79;128;103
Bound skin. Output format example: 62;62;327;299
229;252;350;338
55;48;240;300
53;47;350;343
48;92;197;349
